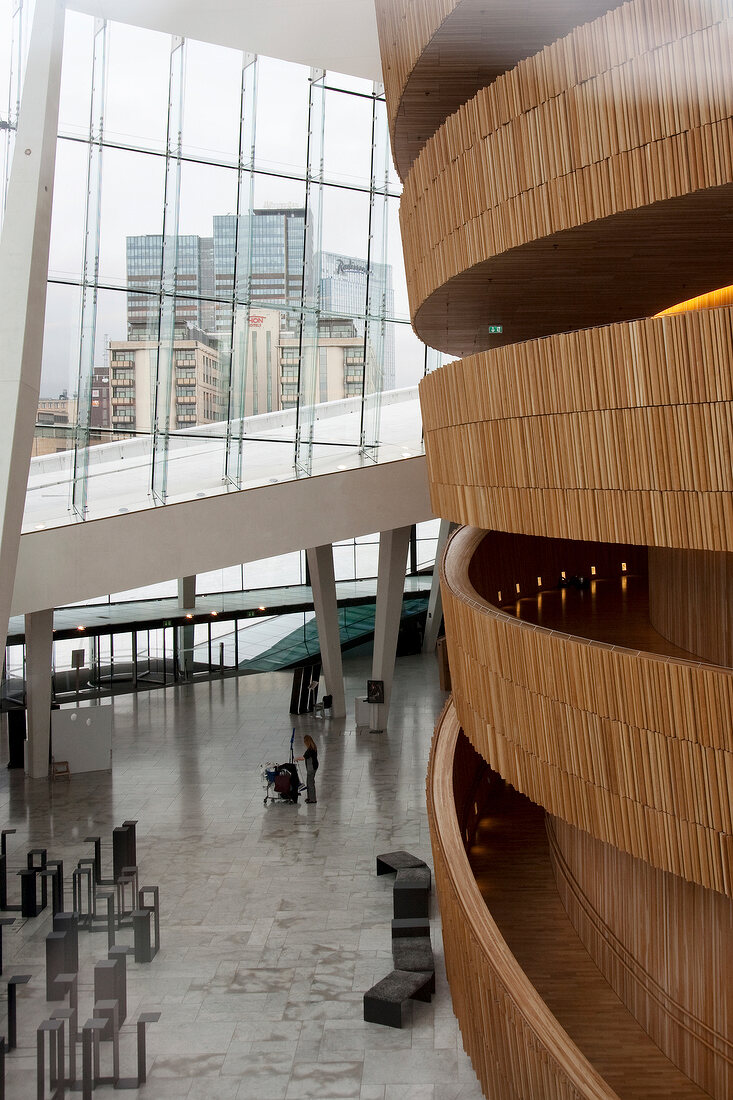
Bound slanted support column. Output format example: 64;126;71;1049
0;0;65;656
306;544;345;718
25;607;54;778
422;519;453;653
371;526;411;728
176;576;195;679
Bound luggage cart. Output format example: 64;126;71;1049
261;731;305;804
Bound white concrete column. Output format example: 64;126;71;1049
422;519;454;653
0;0;65;656
24;607;54;778
177;575;195;678
370;525;412;728
306;544;346;718
178;575;196;608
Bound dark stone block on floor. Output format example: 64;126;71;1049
376;851;427;876
393;866;431;919
363;969;434;1028
391;917;430;938
392;935;434;990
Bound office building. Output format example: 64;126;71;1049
126;234;216;333
320;251;396;390
3;2;731;1099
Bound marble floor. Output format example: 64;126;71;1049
0;652;484;1099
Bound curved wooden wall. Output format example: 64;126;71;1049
548;815;733;1099
442;525;733;897
380;0;733;1096
374;0;616;180
398;0;733;354
649;546;733;664
428;702;621;1100
421;307;733;551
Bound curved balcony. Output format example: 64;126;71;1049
374;0;616;180
420;307;733;551
427;701;620;1100
397;4;733;355
441;525;733;896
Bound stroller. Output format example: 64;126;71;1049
261;731;305;805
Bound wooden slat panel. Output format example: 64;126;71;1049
548;816;733;1100
396;0;733;353
649;546;733;664
420;308;733;551
441;525;733;896
374;0;616;179
427;701;622;1100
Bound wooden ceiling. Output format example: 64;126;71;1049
412;184;733;358
380;0;619;179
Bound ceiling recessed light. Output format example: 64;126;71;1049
401;451;412;458
337;464;347;470
76;625;85;631
34;523;46;530
185;613;193;619
211;611;218;616
258;605;266;611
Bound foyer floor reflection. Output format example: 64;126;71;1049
0;653;483;1099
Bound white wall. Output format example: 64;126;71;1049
12;455;433;615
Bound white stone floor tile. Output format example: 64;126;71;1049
0;653;484;1099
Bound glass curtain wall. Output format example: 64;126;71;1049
0;5;448;527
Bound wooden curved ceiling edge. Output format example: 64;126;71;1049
379;0;620;180
411;184;733;357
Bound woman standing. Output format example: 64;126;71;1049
297;735;319;803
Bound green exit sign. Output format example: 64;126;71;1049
488;324;503;334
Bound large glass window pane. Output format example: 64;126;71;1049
355;540;379;579
332;542;356;582
244;552;305;589
57;10;94;139
325;71;373;96
389;319;429;390
40;277;82;401
104;22;170;152
98;148;166;290
182;39;243;164
323;87;373;188
254;57;309;175
110;580;178;602
197;566;244;595
321;184;370;264
48;138;88;282
386;196;410;322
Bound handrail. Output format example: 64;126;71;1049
427;701;621;1100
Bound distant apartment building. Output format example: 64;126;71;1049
238;308;282;417
33;392;77;455
279;318;373;409
33;367;110;456
109;325;221;434
123;219;395;419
